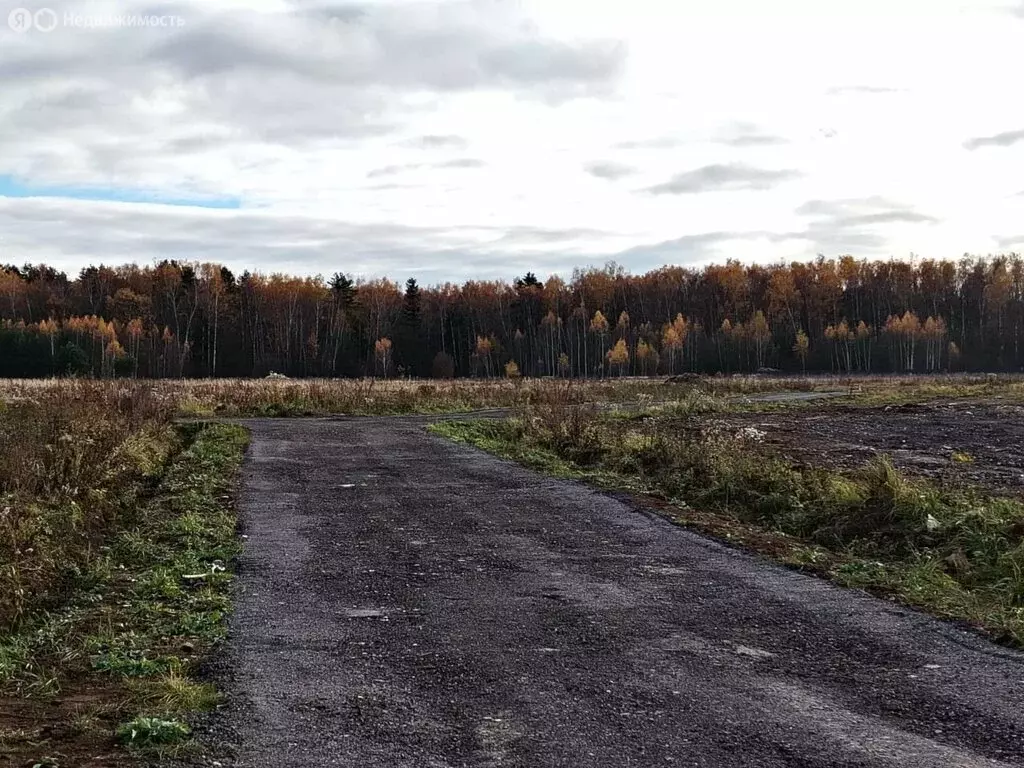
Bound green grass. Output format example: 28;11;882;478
116;716;191;753
432;410;1024;647
128;672;221;713
0;421;249;764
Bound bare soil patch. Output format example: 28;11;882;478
0;687;130;767
727;400;1024;496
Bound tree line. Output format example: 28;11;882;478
0;254;1022;378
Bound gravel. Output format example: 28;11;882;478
189;416;1024;768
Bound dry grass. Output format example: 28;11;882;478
2;377;674;417
0;382;176;627
4;372;1021;421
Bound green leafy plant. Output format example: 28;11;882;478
116;716;190;747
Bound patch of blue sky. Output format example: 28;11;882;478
0;176;241;208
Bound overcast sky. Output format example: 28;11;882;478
1;0;1022;283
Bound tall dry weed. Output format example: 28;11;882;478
0;381;174;625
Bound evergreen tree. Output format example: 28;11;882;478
395;278;426;377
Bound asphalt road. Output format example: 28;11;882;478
208;416;1024;767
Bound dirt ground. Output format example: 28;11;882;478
726;399;1024;496
0;689;128;768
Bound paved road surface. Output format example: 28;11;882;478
209;417;1024;767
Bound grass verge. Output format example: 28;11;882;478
0;422;249;767
431;406;1024;648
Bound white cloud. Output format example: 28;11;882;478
646;164;803;195
0;0;1022;282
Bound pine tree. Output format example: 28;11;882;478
395;278;425;377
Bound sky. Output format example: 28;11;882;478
0;0;1022;283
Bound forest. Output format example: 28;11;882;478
0;254;1022;378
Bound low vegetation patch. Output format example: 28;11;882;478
831;373;1024;407
433;392;1024;646
7;373;1021;422
164;376;739;417
0;385;248;766
0;382;176;627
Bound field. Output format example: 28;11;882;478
3;370;1022;416
2;373;1024;765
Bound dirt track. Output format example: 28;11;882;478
200;416;1024;767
